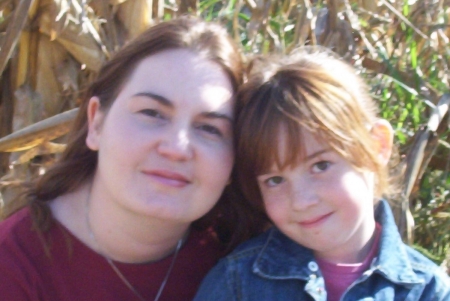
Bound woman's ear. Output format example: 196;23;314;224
370;119;394;166
85;97;104;151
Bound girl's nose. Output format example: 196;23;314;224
156;127;194;161
290;180;319;211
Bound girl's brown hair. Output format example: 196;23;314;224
28;17;264;249
235;48;396;216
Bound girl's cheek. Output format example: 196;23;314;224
263;199;274;215
262;192;285;212
260;188;276;205
264;201;284;225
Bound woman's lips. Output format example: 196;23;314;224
143;170;191;188
298;212;333;228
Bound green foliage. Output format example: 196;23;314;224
414;168;450;263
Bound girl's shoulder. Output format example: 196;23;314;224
403;244;450;285
232;228;273;252
223;226;311;267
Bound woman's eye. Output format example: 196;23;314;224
197;124;223;137
139;109;163;119
311;161;330;173
265;176;285;187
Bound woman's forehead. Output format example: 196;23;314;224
111;49;234;113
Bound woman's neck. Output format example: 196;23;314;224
50;182;190;264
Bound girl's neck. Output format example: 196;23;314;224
50;182;190;264
314;219;377;264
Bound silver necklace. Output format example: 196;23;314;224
85;191;183;301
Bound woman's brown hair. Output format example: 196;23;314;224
235;49;397;217
28;17;264;249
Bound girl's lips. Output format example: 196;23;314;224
298;212;333;228
143;170;191;188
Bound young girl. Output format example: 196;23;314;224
194;49;450;300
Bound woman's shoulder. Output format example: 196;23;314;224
0;205;75;272
0;207;47;299
0;207;34;247
0;206;57;270
178;226;225;268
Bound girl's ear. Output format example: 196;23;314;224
370;119;394;166
85;97;104;151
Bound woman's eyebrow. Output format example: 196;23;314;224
134;92;173;108
133;92;232;122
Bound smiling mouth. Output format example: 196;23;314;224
298;212;333;228
144;170;191;188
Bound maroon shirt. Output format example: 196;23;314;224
0;207;223;301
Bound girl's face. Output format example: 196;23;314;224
257;129;377;263
86;49;234;224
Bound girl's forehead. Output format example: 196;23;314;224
277;124;325;150
268;125;329;171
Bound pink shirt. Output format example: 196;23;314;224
316;223;382;301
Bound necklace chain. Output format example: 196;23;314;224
85;191;182;301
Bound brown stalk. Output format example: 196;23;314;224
0;0;33;77
0;108;78;152
400;94;450;243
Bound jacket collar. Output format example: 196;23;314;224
252;227;315;280
253;200;422;284
372;200;422;284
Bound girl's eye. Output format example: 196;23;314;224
197;124;223;137
139;109;164;119
311;161;331;173
265;176;285;187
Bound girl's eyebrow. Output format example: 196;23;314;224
134;92;173;108
305;149;331;162
200;112;233;123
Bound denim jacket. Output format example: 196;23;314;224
194;200;450;301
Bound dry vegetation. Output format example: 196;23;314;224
0;0;448;272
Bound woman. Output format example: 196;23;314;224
0;17;263;301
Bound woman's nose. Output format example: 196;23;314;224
156;127;193;161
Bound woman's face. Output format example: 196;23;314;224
86;49;235;224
